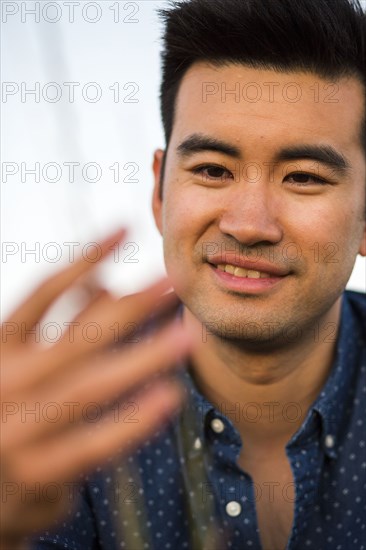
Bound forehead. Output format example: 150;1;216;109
170;62;365;160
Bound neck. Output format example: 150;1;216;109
184;298;342;449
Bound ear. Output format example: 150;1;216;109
152;148;165;236
358;223;366;256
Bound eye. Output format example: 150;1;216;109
192;164;234;181
284;172;328;186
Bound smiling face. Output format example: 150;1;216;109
152;63;366;346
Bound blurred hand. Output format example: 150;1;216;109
0;229;191;547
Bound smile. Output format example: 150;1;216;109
216;264;272;279
208;262;290;294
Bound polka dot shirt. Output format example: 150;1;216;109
31;291;366;549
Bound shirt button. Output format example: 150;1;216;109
193;437;202;450
226;501;241;517
211;418;225;433
325;435;335;448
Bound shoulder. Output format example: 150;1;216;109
344;290;366;335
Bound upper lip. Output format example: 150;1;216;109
207;255;291;277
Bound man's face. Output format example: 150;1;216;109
152;63;366;345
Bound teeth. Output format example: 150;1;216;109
218;264;271;278
234;267;247;277
225;264;236;275
247;270;261;279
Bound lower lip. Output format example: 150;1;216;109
209;264;288;293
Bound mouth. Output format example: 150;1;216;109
215;264;274;279
208;261;290;293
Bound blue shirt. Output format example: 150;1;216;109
31;290;366;550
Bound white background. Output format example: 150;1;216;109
1;0;365;319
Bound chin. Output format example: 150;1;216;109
201;319;300;351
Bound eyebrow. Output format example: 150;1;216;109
176;134;242;159
176;133;351;175
275;145;351;175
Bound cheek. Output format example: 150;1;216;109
161;187;214;288
162;185;216;238
161;190;193;266
287;202;362;276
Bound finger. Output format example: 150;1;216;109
0;289;114;395
4;323;191;449
12;379;186;485
2;228;126;345
55;279;176;360
7;281;177;394
0;487;71;542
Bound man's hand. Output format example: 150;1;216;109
0;229;191;546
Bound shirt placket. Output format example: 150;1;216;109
204;410;263;549
285;416;324;549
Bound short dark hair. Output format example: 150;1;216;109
158;0;366;160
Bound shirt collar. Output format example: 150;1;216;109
177;291;362;460
310;292;364;459
178;365;216;459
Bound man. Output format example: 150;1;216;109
1;0;365;549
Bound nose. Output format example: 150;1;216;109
218;183;283;247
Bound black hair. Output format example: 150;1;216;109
158;0;366;165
